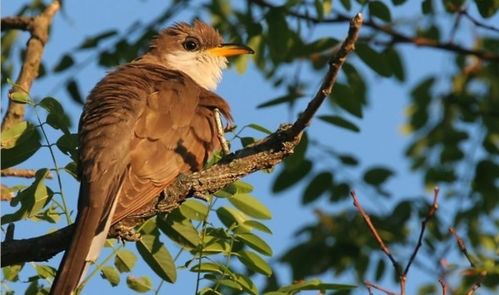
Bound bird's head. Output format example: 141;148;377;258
147;20;254;91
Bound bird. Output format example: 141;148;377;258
50;20;254;295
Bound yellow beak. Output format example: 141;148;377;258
207;43;255;57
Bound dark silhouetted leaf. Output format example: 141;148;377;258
385;48;405;82
257;92;304;109
318;115;360;133
78;30;118;49
66;79;84;105
474;0;496;18
369;1;391;22
272;160;312;193
303;172;333;204
53;54;74;72
363;167;394;186
355;44;392;77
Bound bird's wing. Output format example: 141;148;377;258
111;70;232;223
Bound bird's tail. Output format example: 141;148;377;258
50;183;120;295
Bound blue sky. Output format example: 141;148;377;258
2;0;494;294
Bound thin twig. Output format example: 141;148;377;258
1;168;53;179
247;0;499;62
439;279;449;295
448;227;474;267
403;187;440;275
1;0;61;131
364;280;396;295
449;228;487;294
350;191;400;274
462;9;499;33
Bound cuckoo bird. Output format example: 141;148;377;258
50;21;254;294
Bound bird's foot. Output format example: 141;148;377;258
111;224;141;242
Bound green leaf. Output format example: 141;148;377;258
355;43;392;77
137;219;176;283
229;193;272;220
53;54;74;72
190;262;225;274
216;206;250;230
2;264;23;281
363;167;394;186
1;121;29;148
114;249;137;273
303;172;333;204
369;1;392;22
126;275;152;293
385;48;405;82
10;91;31;104
265;8;289;63
329;83;363;118
100;266;120;287
339;0;351;10
338;154;359;166
179;199;209;221
318;115;360;133
221;181;254;196
1;122;41;168
39;96;71;133
233;273;258;295
243;220;272;234
474;0;497;18
421;0;433;14
236;232;273;256
1;169;53;224
277;279;356;292
56;133;79;161
78;30;118;49
247;123;272;135
158;212;200;249
236;250;272;276
66;79;84;105
272;159;312;193
35;264;56;279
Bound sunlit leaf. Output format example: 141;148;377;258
1;169;53;224
236;250;272;276
179;199;209;221
114;249;137;273
0;122;40;169
229;193;272;220
190;262;225;275
35;264;56;279
158;212;200;249
2;264;23;282
100;266;120;286
126;275;152;293
235;232;273;256
10;91;31;104
243;220;272;234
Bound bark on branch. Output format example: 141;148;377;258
1;0;61;131
1;14;364;267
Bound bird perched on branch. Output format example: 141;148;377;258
50;21;254;295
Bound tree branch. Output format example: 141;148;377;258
0;13;364;267
1;16;33;31
1;168;52;179
1;0;61;131
247;0;499;62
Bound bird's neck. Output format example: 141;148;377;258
137;52;227;91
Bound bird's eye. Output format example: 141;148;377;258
183;38;199;51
